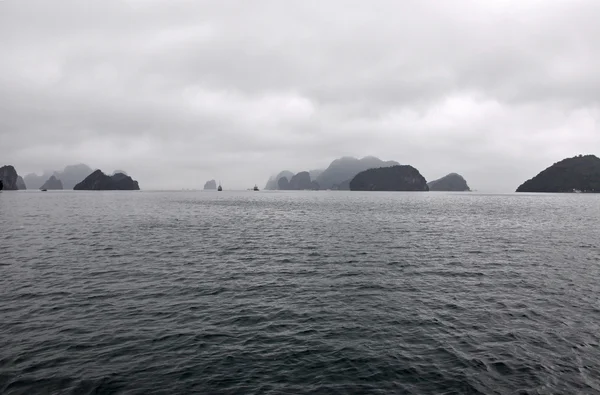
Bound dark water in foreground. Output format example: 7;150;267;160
1;191;600;394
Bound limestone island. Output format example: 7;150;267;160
74;170;140;190
428;173;471;191
516;154;600;193
40;175;64;190
0;165;25;190
203;179;217;190
349;165;429;191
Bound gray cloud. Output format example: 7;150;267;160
1;0;599;190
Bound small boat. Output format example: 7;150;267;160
0;179;3;191
41;189;47;192
253;185;259;191
217;182;223;192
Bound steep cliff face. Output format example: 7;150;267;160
350;165;429;191
428;173;470;191
74;170;140;190
17;176;27;190
41;175;64;190
0;166;20;190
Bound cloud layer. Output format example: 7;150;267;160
1;0;599;190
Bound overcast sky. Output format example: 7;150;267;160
1;0;599;191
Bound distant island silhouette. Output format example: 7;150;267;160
5;154;600;193
517;154;600;193
204;180;217;190
265;156;401;191
350;165;429;191
40;175;63;190
24;164;94;190
74;170;140;190
428;173;471;191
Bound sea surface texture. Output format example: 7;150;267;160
1;191;599;394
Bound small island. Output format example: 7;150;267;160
40;175;64;190
516;154;600;193
74;170;140;190
0;165;23;190
428;173;471;191
203;179;217;190
349;165;429;191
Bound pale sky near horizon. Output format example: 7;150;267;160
1;0;599;191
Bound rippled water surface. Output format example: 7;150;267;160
1;190;600;394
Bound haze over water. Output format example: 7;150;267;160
1;191;600;394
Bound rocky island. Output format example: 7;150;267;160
350;165;429;191
204;179;217;190
428;173;471;191
516;154;600;193
0;165;23;190
316;156;400;190
40;175;63;190
74;170;140;190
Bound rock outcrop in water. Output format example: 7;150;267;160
74;170;140;190
428;173;471;191
204;179;217;190
316;156;400;190
40;175;63;190
350;165;429;191
516;154;600;193
0;165;22;190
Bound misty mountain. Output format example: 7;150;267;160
316;156;400;190
24;171;53;190
74;170;140;191
288;172;313;190
41;175;63;190
428;173;471;191
25;164;94;190
277;177;290;190
350;165;429;191
309;169;324;181
60;164;95;189
265;170;294;190
516;154;600;193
